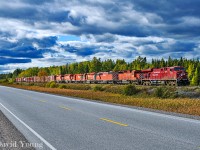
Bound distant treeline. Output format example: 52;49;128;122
0;56;200;85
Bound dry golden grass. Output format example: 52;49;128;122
3;84;200;116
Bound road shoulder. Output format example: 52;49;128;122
0;110;35;150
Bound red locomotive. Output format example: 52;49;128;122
73;74;85;83
56;75;64;83
15;66;190;86
96;72;118;83
84;73;96;83
118;70;141;84
64;74;73;83
137;66;189;86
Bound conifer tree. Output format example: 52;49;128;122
89;57;102;72
191;67;199;86
187;63;194;80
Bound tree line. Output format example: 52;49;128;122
0;56;199;85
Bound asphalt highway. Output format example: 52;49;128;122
0;85;200;150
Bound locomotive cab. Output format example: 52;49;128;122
170;66;190;85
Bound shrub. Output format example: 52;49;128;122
49;81;57;88
29;83;34;86
104;85;125;94
62;84;91;90
34;83;46;87
0;79;10;84
153;87;178;98
154;87;164;98
45;81;56;88
8;79;14;84
123;84;138;96
58;84;67;89
45;82;51;88
93;85;104;91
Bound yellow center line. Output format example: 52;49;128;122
38;100;47;103
59;106;71;110
100;118;128;127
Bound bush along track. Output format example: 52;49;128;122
1;82;200;116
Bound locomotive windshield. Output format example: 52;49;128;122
174;67;185;71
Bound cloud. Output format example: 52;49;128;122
21;0;55;5
0;57;31;65
0;0;200;73
0;36;58;59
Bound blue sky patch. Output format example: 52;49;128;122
58;35;81;42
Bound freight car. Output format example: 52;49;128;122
15;66;190;86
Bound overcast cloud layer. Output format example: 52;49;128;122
0;0;200;73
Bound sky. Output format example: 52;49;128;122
0;0;200;73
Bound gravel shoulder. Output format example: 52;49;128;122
0;110;35;150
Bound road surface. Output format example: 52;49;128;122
0;86;200;150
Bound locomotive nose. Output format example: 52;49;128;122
180;72;185;76
177;71;185;79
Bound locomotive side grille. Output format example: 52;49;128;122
139;73;144;79
112;72;118;80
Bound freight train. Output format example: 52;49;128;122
16;66;190;86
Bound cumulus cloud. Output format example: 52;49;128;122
0;0;199;73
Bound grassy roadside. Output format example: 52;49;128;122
1;83;200;116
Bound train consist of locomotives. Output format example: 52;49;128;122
16;66;190;86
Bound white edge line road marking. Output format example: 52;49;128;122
0;103;57;150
